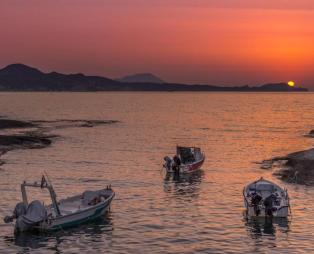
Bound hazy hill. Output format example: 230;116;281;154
0;64;119;91
0;64;308;92
117;73;164;84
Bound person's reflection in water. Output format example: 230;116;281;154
163;170;204;198
245;216;290;239
164;169;204;184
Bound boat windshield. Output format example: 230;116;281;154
249;184;275;191
177;146;198;164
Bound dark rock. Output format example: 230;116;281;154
0;135;51;149
0;119;36;129
269;148;314;185
0;134;53;168
0;117;119;169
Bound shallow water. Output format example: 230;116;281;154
0;92;314;253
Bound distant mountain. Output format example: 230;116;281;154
117;73;164;84
0;64;308;92
0;63;119;91
0;63;43;77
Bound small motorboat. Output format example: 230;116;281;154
243;177;290;218
3;174;114;232
163;146;205;174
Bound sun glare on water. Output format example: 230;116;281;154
288;81;295;87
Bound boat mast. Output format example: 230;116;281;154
21;182;28;206
20;175;61;217
43;174;61;216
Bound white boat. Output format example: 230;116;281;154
163;146;205;174
243;177;290;218
3;174;114;232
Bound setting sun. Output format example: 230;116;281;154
288;81;295;87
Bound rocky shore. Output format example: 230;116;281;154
0;119;36;130
304;129;314;138
0;118;118;169
262;148;314;185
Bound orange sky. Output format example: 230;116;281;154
0;0;313;86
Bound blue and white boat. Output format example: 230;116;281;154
4;174;115;232
243;177;290;218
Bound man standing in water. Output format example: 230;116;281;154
173;155;181;176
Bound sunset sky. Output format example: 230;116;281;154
0;0;313;86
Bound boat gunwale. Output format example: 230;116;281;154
180;154;205;168
244;178;286;197
51;190;115;220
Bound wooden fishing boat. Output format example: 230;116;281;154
163;146;205;174
243;177;290;218
3;174;114;232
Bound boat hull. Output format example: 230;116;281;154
166;156;205;174
39;192;114;231
179;156;205;173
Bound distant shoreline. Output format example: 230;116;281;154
0;90;310;93
0;64;308;92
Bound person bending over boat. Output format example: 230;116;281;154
163;156;173;171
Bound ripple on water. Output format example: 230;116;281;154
1;93;314;253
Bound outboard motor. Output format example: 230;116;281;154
15;200;47;233
4;202;27;224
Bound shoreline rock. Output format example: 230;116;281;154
0;135;52;148
0;119;36;130
304;129;314;138
0;118;119;169
263;148;314;185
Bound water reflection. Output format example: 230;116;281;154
3;216;113;252
163;170;204;197
164;169;204;183
2;93;314;253
244;216;290;239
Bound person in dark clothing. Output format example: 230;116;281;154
251;193;262;205
173;155;181;176
251;193;262;216
163;156;172;171
264;194;276;217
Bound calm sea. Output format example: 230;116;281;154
0;92;314;253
